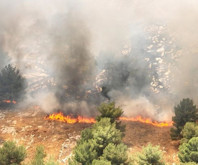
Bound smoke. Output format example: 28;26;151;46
48;12;95;102
0;0;198;120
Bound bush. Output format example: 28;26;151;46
77;128;93;145
178;137;198;163
92;118;122;154
31;146;46;165
72;118;123;164
0;141;26;165
181;122;198;144
31;146;59;165
96;102;123;122
96;102;125;134
70;103;130;165
74;140;98;165
0;64;26;107
101;143;128;164
137;144;165;165
170;98;198;140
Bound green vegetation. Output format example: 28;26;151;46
0;141;58;165
0;141;26;165
170;98;198;140
96;102;125;135
170;98;198;164
69;102;130;165
181;122;198;144
31;146;46;165
4;100;198;164
178;137;198;163
0;64;26;107
30;146;58;165
137;144;165;165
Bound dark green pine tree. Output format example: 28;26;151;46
0;64;26;107
170;98;198;140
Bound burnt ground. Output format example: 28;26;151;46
0;107;179;164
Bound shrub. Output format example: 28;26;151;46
170;98;198;140
178;137;198;163
77;128;93;145
138;144;165;165
96;102;123;122
96;102;125;134
101;143;128;164
72;118;123;164
31;146;46;165
31;146;59;165
0;141;26;165
181;122;198;144
92;118;122;154
74;140;98;165
70;103;130;165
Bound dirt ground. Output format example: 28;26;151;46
0;107;179;164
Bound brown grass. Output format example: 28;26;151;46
0;107;179;164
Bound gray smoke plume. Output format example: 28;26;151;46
0;0;198;120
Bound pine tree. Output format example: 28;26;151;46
74;140;98;165
69;103;130;165
0;64;26;107
170;98;198;140
96;102;125;135
179;137;198;163
0;141;26;165
181;122;198;144
96;102;123;123
138;144;165;165
101;143;128;165
92;118;122;155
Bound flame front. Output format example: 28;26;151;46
45;112;173;127
45;112;96;124
119;116;173;127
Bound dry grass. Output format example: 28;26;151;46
0;107;179;164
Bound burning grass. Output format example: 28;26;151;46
45;112;173;128
0;107;179;164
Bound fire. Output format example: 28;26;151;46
3;100;17;104
45;112;96;124
45;112;173;127
119;116;173;127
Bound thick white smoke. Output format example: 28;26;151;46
0;0;198;121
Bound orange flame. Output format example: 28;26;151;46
3;100;17;104
45;112;96;124
119;116;173;127
45;112;173;127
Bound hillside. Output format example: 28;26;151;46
0;107;179;164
